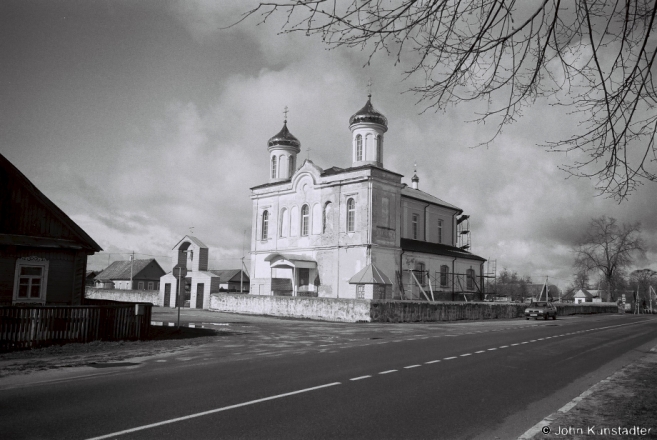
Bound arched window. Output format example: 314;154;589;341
280;208;289;237
301;204;310;236
261;210;269;240
279;154;287;178
440;265;449;287
356;135;363;161
323;202;333;233
271;156;277;179
377;135;383;162
347;198;356;232
466;268;475;290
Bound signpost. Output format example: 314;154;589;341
172;264;188;329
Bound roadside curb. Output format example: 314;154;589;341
518;342;657;439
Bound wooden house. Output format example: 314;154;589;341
95;259;165;290
0;153;102;305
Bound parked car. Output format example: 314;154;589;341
524;301;557;320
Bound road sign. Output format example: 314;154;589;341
172;264;187;279
622;294;626;303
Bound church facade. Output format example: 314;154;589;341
249;96;486;300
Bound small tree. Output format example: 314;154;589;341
574;216;644;301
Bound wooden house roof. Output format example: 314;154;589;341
96;259;164;281
0;153;102;252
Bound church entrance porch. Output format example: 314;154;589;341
265;253;318;297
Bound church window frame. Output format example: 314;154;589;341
412;214;419;240
415;262;426;285
301;204;310;236
346;198;356;232
356;135;363;161
437;219;443;244
261;210;269;240
466;268;476;290
271;156;277;179
440;265;449;287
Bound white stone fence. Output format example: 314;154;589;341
85;287;160;305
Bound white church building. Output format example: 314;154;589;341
249;95;486;301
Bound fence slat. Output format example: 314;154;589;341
0;302;152;352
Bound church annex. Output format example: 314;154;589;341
249;95;486;301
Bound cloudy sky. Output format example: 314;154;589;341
2;1;656;290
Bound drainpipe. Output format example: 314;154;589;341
399;249;405;300
423;203;430;242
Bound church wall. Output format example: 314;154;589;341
400;197;458;246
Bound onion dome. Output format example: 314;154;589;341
349;96;388;128
267;122;301;151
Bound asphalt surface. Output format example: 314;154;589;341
1;312;656;439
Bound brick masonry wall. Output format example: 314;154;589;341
85;287;160;305
210;293;372;322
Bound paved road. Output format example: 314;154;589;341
2;314;656;439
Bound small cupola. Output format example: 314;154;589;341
411;173;419;189
267;107;301;183
349;92;388;168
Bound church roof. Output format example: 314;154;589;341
349;264;392;285
268;122;301;150
401;185;462;212
401;238;486;262
349;97;388;128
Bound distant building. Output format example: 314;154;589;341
0;153;102;305
249;95;486;300
568;289;603;304
85;270;99;286
159;236;249;309
95;259;165;291
210;269;250;292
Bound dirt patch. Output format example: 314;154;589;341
0;326;238;378
528;351;657;439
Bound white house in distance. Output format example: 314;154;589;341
159;236;250;309
249;94;486;301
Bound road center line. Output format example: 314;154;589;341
444;356;457;360
460;353;472;357
475;350;486;353
379;370;397;374
487;348;497;351
425;360;440;364
350;376;371;381
85;382;342;440
404;365;421;369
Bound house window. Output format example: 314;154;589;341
415;262;425;285
138;281;144;290
271;156;277;179
466;268;475;290
347;198;356;232
437;219;443;243
412;214;419;239
356;285;365;299
356;135;363;161
13;258;49;304
262;210;269;240
440;265;449;287
148;282;154;290
301;204;310;236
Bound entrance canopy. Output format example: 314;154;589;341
349;263;392;285
265;253;317;269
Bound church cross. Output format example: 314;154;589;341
283;106;289;123
367;78;372;97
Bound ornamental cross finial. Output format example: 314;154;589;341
283;106;289;123
367;78;372;98
414;161;417;173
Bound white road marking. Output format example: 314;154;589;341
379;370;397;374
475;350;486;353
499;346;508;348
444;356;457;360
85;382;342;440
460;353;472;357
404;365;421;369
350;376;371;381
510;344;519;346
487;348;497;351
425;360;440;364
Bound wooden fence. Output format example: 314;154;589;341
0;303;152;351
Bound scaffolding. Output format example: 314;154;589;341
397;268;495;302
457;215;471;250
